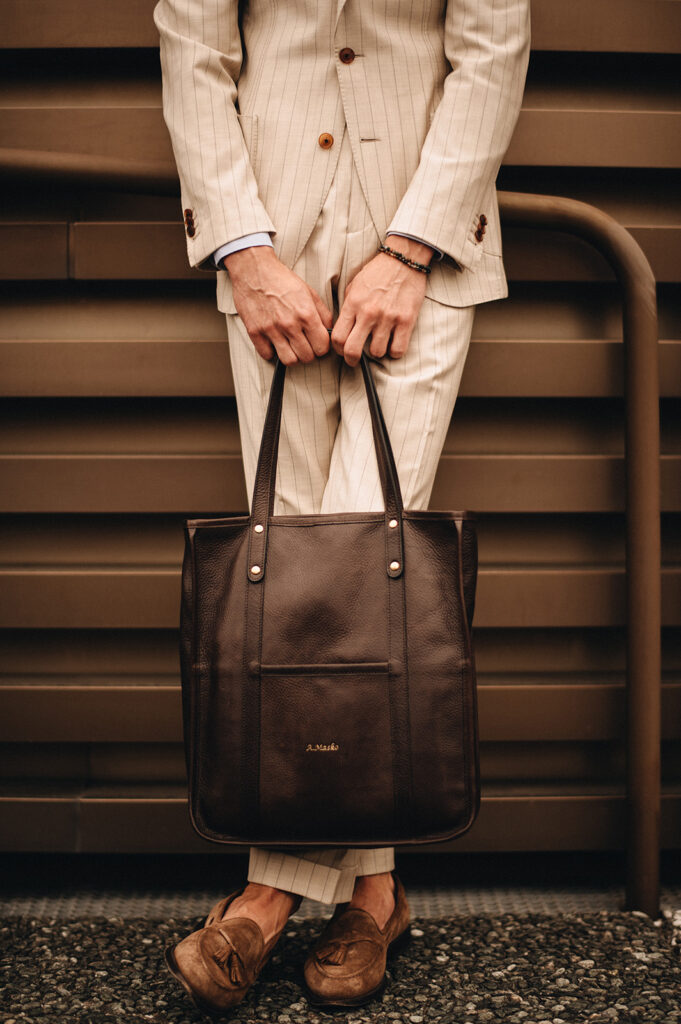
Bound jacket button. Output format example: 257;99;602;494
339;47;355;64
475;228;483;242
318;133;334;149
186;224;196;237
480;213;488;226
184;208;193;220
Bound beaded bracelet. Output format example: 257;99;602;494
377;243;432;275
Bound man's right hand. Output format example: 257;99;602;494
223;246;333;364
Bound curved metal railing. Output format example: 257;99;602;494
0;149;662;917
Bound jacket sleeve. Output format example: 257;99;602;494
153;0;276;271
386;0;531;272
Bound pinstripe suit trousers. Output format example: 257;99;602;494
225;128;475;904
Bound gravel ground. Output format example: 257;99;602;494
1;912;679;1024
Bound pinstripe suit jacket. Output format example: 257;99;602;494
154;0;530;311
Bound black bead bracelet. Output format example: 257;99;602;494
377;243;432;274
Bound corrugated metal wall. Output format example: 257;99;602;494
1;0;679;854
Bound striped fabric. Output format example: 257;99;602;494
227;127;476;518
248;846;396;905
153;0;531;311
154;0;529;901
226;128;474;900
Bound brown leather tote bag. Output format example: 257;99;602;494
179;352;480;847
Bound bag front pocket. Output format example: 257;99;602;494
257;663;396;844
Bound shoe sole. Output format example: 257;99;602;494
304;924;412;1009
164;942;232;1019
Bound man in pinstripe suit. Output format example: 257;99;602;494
155;0;530;1011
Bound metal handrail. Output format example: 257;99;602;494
0;149;662;917
499;192;661;919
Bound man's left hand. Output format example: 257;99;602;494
331;235;433;366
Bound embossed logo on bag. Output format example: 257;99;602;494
305;742;339;752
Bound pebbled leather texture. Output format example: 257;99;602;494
180;352;480;847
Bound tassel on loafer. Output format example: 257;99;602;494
303;873;411;1008
165;889;300;1017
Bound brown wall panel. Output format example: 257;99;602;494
2;683;680;744
0;223;68;280
8;222;671;283
3;108;679;171
0;793;80;852
1;282;677;342
504;110;681;168
1;788;680;853
3;1;681;53
530;0;681;54
1;339;680;398
10;625;672;685
4;454;680;514
70;222;197;281
0;511;644;567
0;0;159;48
1;567;679;629
0;3;678;853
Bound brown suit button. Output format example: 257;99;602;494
186;224;196;238
339;47;355;64
480;213;488;226
475;228;483;242
318;133;334;149
184;208;193;220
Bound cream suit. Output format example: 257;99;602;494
154;0;531;902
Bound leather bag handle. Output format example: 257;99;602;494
246;351;405;581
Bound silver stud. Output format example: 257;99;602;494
389;560;400;571
388;518;398;528
251;564;261;575
254;524;264;533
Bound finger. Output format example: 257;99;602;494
343;320;371;367
388;319;413;360
330;332;345;358
249;332;276;362
308;287;334;330
269;330;299;366
331;302;356;349
301;306;332;358
287;327;317;364
368;323;392;359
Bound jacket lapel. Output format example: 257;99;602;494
335;0;348;29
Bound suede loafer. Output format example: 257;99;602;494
303;873;411;1008
165;889;299;1017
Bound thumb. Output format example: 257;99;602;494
308;286;334;329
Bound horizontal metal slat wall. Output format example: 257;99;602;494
0;0;679;853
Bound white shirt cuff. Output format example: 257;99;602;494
213;233;274;268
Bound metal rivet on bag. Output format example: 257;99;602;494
388;518;398;528
251;564;261;575
390;560;400;571
254;524;264;533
